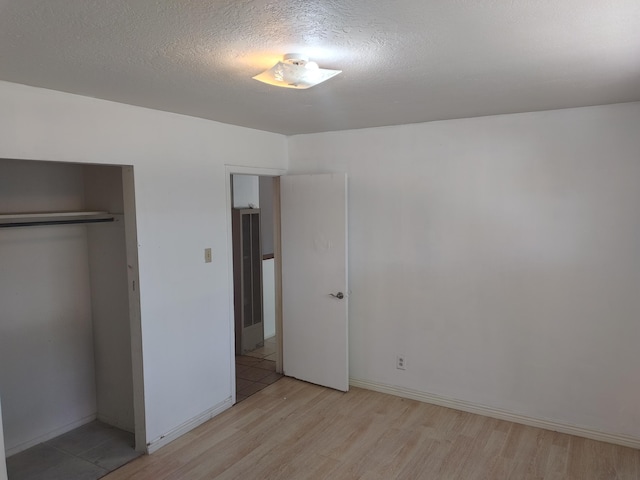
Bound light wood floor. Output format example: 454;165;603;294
105;377;639;480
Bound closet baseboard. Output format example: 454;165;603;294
146;398;233;454
5;414;97;457
96;414;134;434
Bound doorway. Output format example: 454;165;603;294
229;172;283;402
226;167;350;399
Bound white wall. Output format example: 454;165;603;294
86;218;134;431
85;165;134;432
288;102;640;441
0;81;287;454
259;176;275;255
0;160;97;454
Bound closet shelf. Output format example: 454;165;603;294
0;211;115;228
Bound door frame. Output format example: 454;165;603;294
121;166;146;452
225;165;286;404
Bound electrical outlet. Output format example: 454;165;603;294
396;355;406;370
204;248;212;263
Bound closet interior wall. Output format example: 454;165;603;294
0;159;134;456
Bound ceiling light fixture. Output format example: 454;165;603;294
252;54;341;89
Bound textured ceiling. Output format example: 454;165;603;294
0;0;639;134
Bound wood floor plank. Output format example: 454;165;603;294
104;378;640;480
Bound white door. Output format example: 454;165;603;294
280;173;348;392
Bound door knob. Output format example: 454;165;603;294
330;292;344;299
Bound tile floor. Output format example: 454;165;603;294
236;336;282;403
6;421;141;480
245;335;277;362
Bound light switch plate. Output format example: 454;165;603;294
204;248;212;263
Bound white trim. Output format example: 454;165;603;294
225;165;287;177
0;398;6;480
349;378;640;450
5;414;97;457
224;164;287;403
272;177;283;375
146;398;233;454
122;166;147;452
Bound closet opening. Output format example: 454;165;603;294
0;159;145;480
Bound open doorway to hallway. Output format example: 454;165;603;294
230;174;282;402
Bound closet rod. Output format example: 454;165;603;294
0;217;115;228
0;212;115;228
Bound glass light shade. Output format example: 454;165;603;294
253;61;341;89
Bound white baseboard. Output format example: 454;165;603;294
96;414;135;434
146;398;233;454
349;378;640;450
6;414;97;457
